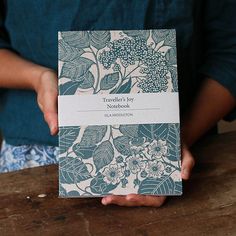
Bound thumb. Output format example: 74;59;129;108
36;70;59;136
38;90;58;136
43;93;58;135
181;144;195;180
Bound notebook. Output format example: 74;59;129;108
58;29;182;197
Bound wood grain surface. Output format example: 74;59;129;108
0;132;235;236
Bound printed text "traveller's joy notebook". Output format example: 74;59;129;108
58;30;182;197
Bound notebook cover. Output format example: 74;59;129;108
58;29;182;197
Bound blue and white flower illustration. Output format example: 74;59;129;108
102;164;124;185
147;161;165;178
127;154;145;174
129;137;149;154
147;139;168;158
165;166;172;173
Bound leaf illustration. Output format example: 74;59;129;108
59;156;91;184
61;31;90;49
111;78;132;94
113;136;131;156
165;47;177;65
138;124;169;141
90;172;117;194
93;140;114;172
138;124;156;140
80;125;107;147
67;190;80;197
166;124;180;161
100;72;119;90
138;175;175;195
73;144;97;159
89;31;111;50
59;39;84;62
59;81;80;95
59;127;80;154
152;29;176;47
78;71;95;89
59;184;67;197
174;181;182;195
119;125;139;138
155;124;169;139
60;57;94;82
123;30;150;40
169;66;178;92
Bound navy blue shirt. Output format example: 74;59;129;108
0;0;236;146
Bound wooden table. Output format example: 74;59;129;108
0;132;235;236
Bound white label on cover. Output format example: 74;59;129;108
58;93;180;126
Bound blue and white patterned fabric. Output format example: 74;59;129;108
0;140;59;173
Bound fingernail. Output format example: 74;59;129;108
50;125;56;135
101;198;107;205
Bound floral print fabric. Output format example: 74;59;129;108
0;140;58;173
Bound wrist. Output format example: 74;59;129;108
31;67;55;92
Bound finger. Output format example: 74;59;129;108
126;194;147;205
127;194;166;207
102;195;144;207
126;194;166;207
44;111;58;135
101;195;128;206
181;148;195;180
42;91;58;135
102;194;166;207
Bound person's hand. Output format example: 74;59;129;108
102;194;167;207
34;69;58;136
101;143;195;207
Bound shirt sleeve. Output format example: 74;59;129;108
0;2;10;98
199;0;236;99
0;1;11;50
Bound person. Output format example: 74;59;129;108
0;0;235;207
